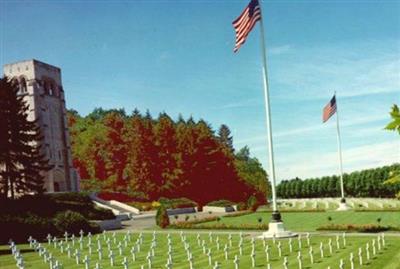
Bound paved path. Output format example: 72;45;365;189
120;211;236;230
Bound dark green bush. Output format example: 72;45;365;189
0;213;55;243
207;200;235;207
156;205;170;228
53;210;94;234
316;223;398;233
236;202;247;211
247;195;258;212
158;197;197;209
0;193;114;220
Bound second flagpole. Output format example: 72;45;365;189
335;93;349;211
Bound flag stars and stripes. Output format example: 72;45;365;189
232;0;261;52
323;95;337;123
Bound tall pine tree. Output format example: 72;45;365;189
0;77;50;199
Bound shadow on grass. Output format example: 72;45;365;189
0;248;35;257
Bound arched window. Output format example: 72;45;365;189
11;77;19;89
44;81;50;95
19;77;27;93
49;83;54;96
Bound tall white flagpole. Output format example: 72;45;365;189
258;0;280;222
335;93;346;203
257;0;296;237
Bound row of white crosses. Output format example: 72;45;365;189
9;240;25;269
335;233;387;269
15;230;388;269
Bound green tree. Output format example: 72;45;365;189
0;77;51;199
218;124;234;153
383;104;400;198
385;104;400;134
234;146;269;196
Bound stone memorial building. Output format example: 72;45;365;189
3;59;79;192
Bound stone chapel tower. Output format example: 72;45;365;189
3;59;79;192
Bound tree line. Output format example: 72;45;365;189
68;108;269;206
276;164;400;199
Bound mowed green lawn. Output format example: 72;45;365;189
200;211;400;231
1;232;400;269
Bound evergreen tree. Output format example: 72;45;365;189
0;77;50;199
218;124;234;153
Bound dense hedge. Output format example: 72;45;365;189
0;193;113;243
159;197;198;209
0;211;100;243
0;193;114;220
316;224;400;233
206;200;235;207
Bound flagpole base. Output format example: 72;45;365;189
259;211;297;239
259;222;298;239
336;200;351;211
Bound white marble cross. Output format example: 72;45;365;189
297;251;302;269
250;250;256;267
309;246;314;264
83;255;90;269
339;258;344;269
234;255;239;269
265;245;270;262
319;242;324;258
277;241;282;257
74;249;80;265
64;231;69;242
298;235;302;249
109;250;115;266
358;247;363;265
377;236;382;251
47;234;52;245
342;233;346;247
207;248;212;266
336;235;340;250
372;239;377;256
349;252;354;269
122;257;129;269
283;256;288;269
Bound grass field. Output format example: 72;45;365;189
1;231;399;269
198;211;400;231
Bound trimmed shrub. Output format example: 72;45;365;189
158;197;198;209
236;202;247;211
53;210;94;234
316;224;399;233
0;213;55;243
206;200;235;207
247;195;258;212
156;205;170;228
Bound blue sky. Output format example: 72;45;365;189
1;0;399;181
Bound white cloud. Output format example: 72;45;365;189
269;44;292;55
272;40;400;100
275;140;400;180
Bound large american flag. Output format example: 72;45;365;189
323;95;337;123
232;0;261;53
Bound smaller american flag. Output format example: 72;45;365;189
323;95;337;123
232;0;261;53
